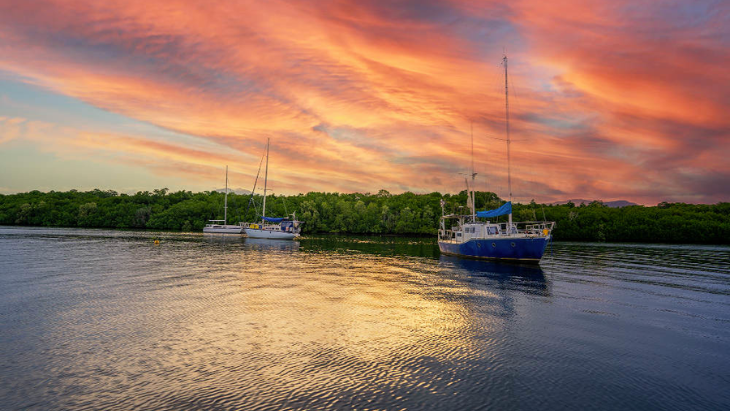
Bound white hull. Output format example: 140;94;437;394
204;166;240;235
243;228;299;240
240;139;304;240
203;225;243;234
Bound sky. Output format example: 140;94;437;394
0;0;728;205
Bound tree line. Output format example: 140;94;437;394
1;189;728;244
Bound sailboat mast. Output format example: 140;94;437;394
224;165;228;224
262;138;270;221
471;122;476;221
504;54;513;228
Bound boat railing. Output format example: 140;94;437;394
492;221;555;237
520;221;556;236
438;221;555;242
240;222;303;233
438;229;458;242
239;222;280;231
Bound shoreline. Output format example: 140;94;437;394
2;225;729;247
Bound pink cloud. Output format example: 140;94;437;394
0;0;727;204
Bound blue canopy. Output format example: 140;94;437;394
262;217;286;223
476;202;512;218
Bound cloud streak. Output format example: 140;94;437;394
0;0;727;204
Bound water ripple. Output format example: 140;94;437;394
1;228;729;410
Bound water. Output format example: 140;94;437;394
1;227;729;410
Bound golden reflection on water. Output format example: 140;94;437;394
234;253;484;354
18;234;533;409
147;240;504;407
5;228;729;410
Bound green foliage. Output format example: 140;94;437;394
512;201;730;244
0;189;728;244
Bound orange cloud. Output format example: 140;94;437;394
0;0;727;204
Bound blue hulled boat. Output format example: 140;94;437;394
438;201;554;262
437;55;554;263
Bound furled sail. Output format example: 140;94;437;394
476;202;512;218
262;217;286;223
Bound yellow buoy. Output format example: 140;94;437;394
154;239;160;245
542;229;549;236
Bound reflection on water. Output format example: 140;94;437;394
1;227;729;410
202;233;245;244
440;255;548;296
300;234;440;259
245;237;300;252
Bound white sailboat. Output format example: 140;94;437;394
241;139;303;240
203;165;243;234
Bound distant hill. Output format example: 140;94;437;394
551;199;638;208
604;200;638;208
214;188;252;195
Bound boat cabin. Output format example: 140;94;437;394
438;214;553;244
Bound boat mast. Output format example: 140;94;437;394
224;165;228;224
471;121;476;222
503;54;513;229
464;176;471;216
262;138;270;222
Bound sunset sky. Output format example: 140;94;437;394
1;0;728;205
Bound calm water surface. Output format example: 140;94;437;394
1;227;729;410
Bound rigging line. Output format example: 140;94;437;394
509;63;539;205
222;168;241;222
507;69;519;205
499;139;527;142
245;148;267;217
471;121;474;178
479;59;508;203
541;203;547;222
281;194;289;216
470;121;476;220
229;188;240;222
477;60;508;203
486;56;503;104
252;189;260;217
505;57;533;205
503;54;512;210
